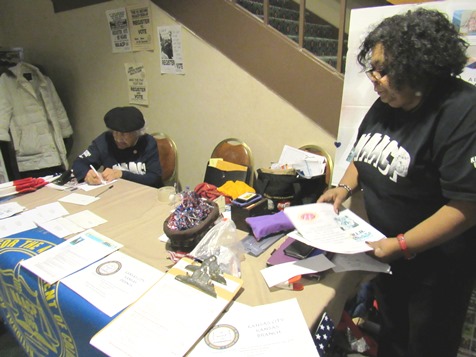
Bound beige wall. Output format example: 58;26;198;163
0;0;337;189
302;0;389;31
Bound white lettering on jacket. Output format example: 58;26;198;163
113;162;146;175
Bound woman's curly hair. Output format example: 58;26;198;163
357;8;468;91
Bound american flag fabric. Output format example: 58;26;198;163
314;311;335;356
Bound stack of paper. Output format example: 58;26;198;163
277;145;326;178
90;257;243;357
20;229;123;284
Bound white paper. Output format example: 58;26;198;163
62;251;164;317
106;8;132;53
190;299;319;356
278;145;326;177
158;233;169;242
65;210;107;229
78;182;116;192
20;229;123;284
39;217;84;238
125;63;148;106
21;201;69;224
0;215;37;238
46;182;70;191
331;252;391;274
59;193;99;206
90;258;242;357
284;203;385;254
158;25;185;74
127;4;155;51
260;254;335;288
0;201;25;219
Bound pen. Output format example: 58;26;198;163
95;185;114;198
89;165;106;184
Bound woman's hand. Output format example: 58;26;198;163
318;161;359;213
317;187;349;213
366;238;402;263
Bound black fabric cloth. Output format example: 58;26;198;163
374;252;474;357
352;77;476;357
72;132;163;188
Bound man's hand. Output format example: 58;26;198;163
102;168;122;182
85;169;103;185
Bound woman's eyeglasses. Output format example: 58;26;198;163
365;67;388;82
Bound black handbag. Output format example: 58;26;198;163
254;168;326;206
204;165;250;187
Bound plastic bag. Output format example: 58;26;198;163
190;219;245;277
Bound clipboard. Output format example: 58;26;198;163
90;257;243;357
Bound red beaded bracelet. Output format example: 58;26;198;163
396;234;416;260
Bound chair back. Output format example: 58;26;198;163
151;132;179;187
211;138;252;168
209;138;253;185
299;144;334;189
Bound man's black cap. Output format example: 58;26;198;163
104;106;145;132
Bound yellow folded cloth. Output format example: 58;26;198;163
217;180;255;199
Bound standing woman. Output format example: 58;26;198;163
318;8;476;357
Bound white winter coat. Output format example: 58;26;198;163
0;62;73;172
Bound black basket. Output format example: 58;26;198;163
163;201;220;252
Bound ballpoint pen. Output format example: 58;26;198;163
95;185;114;198
89;165;106;184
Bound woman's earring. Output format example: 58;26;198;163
415;91;422;97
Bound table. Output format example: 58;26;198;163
0;179;370;356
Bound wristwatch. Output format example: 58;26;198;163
337;183;352;197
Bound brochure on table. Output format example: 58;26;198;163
90;257;243;357
20;229;123;284
61;251;165;317
190;299;319;356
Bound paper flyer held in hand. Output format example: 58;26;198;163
284;203;385;254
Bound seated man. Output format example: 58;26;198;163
72;106;163;188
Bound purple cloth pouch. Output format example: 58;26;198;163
245;211;295;241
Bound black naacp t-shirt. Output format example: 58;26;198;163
352;77;476;242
